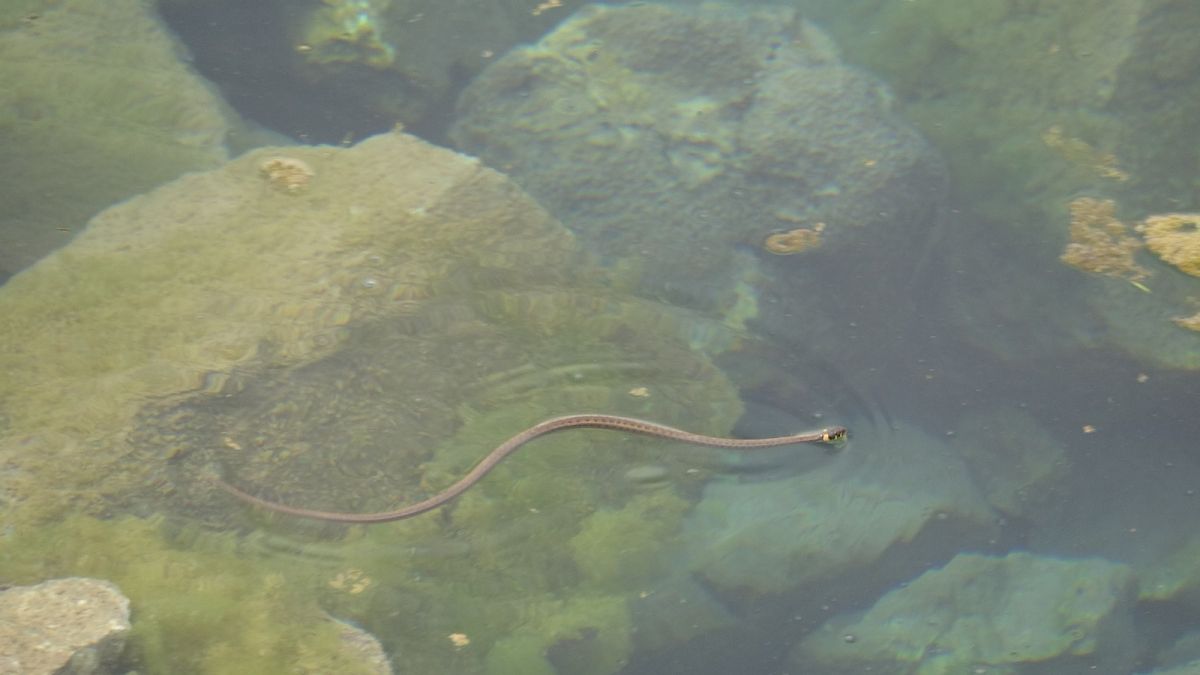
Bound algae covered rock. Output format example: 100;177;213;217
0;0;232;273
0;130;558;526
137;282;744;673
0;124;746;522
451;2;945;314
0;127;753;673
792;551;1139;675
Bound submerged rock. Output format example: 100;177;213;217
0;128;750;673
792;552;1138;675
0;577;130;675
328;616;393;675
0;130;565;527
950;406;1072;520
682;420;998;613
451;2;945;316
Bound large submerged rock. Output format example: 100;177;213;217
451;2;946;317
0;129;751;673
0;131;549;525
682;420;998;615
792;552;1139;674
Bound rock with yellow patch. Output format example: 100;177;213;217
259;156;315;194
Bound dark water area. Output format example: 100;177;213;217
2;0;1199;673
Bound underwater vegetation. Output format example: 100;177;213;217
1061;197;1200;334
1138;213;1200;280
0;515;377;674
798;0;1200;368
0;0;230;274
299;0;396;69
1061;197;1150;283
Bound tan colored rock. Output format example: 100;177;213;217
0;578;130;675
329;616;393;675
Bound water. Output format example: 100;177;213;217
1;1;1198;673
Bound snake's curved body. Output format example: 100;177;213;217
216;413;847;524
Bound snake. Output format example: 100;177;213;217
215;413;848;524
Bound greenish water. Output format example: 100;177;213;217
2;1;1198;673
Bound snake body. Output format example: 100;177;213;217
217;413;847;524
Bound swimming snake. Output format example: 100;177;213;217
215;413;848;524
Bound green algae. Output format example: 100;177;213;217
159;288;744;673
0;0;230;272
0;132;581;528
569;492;691;590
0;515;378;674
484;595;631;675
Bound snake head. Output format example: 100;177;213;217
821;427;849;444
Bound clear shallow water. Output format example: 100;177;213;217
2;1;1199;673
